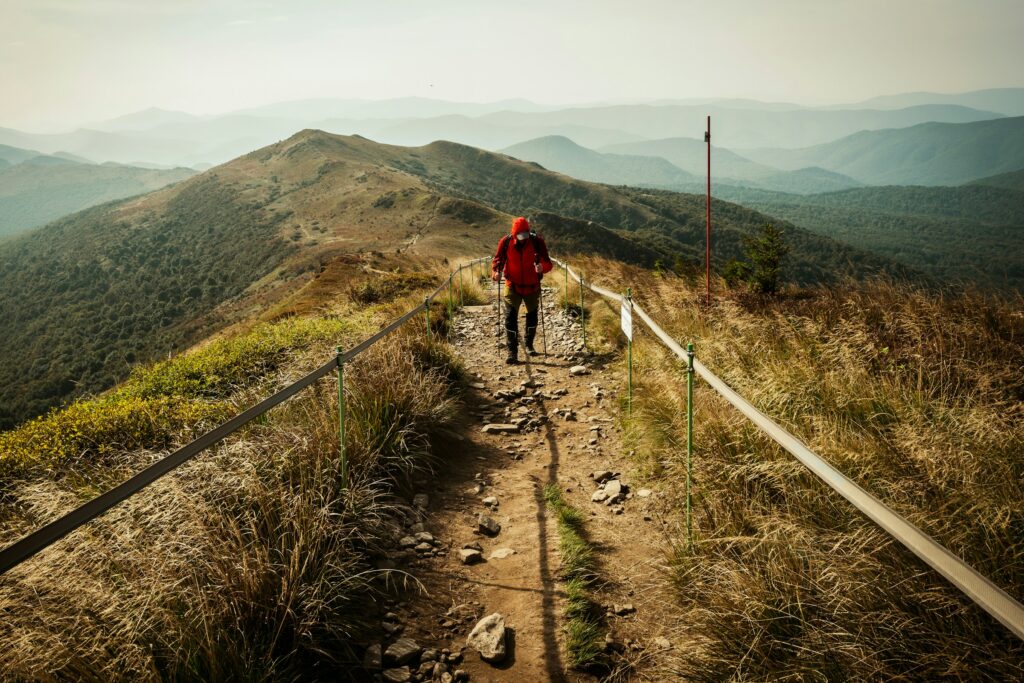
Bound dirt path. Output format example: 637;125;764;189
374;284;683;682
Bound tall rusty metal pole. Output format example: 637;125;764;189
705;115;711;307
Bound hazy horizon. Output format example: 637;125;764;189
3;0;1023;133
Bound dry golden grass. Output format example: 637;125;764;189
0;264;470;680
561;256;1024;680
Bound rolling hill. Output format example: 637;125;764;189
740;116;1024;185
0;130;909;428
0;155;195;239
501;136;697;187
967;167;1024;192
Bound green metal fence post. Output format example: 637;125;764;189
686;342;695;551
627;287;633;418
580;272;586;349
336;346;348;488
424;297;431;344
564;262;568;305
447;274;453;330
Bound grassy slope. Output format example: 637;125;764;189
562;255;1024;679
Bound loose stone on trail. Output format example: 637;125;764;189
481;423;519;434
466;613;508;663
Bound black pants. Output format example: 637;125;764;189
504;288;540;356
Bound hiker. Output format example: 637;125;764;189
491;216;553;364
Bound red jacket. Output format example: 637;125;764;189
492;218;553;295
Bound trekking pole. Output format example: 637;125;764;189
496;269;503;352
535;252;547;356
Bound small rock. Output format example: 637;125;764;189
466;613;508;663
613;603;636;616
399;536;417;548
414;531;435;544
362;643;383;670
453;670;469;682
433;662;450;679
489;547;516;560
440;673;454;683
417;660;435;676
477;514;501;536
481;423;519;434
462;541;483;552
384;637;423;665
414;542;433;553
590;470;613;483
610;505;624;515
382;621;403;635
591;489;610;503
382;666;411;683
412;493;429;509
482;496;498;507
654;636;672;650
466;483;484;495
636;488;653;498
470;382;486;390
569;365;591;376
459;548;484;565
421;649;438;662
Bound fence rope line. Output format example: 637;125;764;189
0;257;489;576
552;257;1024;642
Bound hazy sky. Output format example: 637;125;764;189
2;0;1022;131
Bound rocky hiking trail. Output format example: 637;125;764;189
365;284;683;682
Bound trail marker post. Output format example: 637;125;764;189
459;265;464;307
579;273;587;349
705;116;712;307
622;288;634;416
686;342;695;550
336;346;348;487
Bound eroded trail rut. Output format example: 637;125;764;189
372;285;681;683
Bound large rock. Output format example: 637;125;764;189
384;637;423;666
569;365;591;376
489;547;516;560
466;613;508;663
477;514;501;536
459;548;484;565
603;479;626;504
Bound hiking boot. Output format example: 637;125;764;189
505;354;519;365
526;344;539;356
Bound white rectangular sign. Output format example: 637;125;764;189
621;299;633;341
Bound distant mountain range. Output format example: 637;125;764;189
501;135;864;195
0;90;1014;170
0;144;194;239
741;116;1024;185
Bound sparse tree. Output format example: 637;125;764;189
725;223;789;294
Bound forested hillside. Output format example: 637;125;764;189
738;184;1024;291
